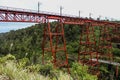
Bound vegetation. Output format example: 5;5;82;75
0;22;120;80
0;54;97;80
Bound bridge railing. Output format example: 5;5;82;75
0;6;79;18
0;6;37;13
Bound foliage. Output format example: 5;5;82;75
0;54;15;63
0;60;50;80
0;55;73;80
71;62;97;80
0;22;120;80
17;57;30;69
113;48;120;56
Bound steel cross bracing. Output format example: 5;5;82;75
98;25;113;60
78;22;97;65
0;6;120;26
41;17;70;73
0;6;120;76
111;26;120;43
78;22;99;75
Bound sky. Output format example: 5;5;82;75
0;0;120;33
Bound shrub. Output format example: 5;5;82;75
113;48;120;56
17;57;30;69
0;54;15;63
71;62;98;80
0;58;50;80
0;55;72;80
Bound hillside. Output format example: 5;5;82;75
0;22;120;80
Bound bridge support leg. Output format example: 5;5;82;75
116;66;119;79
42;17;70;73
112;25;120;43
98;25;113;61
78;22;99;65
78;22;99;75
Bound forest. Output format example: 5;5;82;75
0;22;120;80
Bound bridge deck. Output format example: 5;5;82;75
0;6;120;26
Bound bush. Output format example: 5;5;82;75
113;48;120;56
17;58;30;69
71;62;98;80
0;54;15;63
0;55;72;80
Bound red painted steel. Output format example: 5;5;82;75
116;66;119;78
0;6;120;76
78;22;97;65
41;17;70;73
0;6;120;26
0;9;45;23
98;24;113;61
78;22;99;75
112;25;120;43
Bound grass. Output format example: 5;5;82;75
0;54;97;80
0;55;73;80
0;60;50;80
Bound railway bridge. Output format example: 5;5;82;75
0;6;120;77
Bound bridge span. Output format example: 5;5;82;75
0;6;120;26
0;6;120;76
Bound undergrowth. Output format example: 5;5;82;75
0;54;97;80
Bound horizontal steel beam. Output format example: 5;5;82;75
0;6;120;27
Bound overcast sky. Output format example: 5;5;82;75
0;0;120;33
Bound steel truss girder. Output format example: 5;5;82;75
0;6;120;26
0;11;45;23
